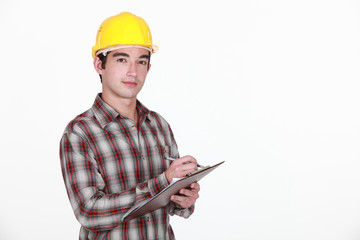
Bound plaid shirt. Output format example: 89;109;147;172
60;94;194;240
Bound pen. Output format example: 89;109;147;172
165;157;205;168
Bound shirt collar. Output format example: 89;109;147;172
92;93;150;128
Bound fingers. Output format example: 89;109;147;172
165;155;198;183
170;183;201;209
173;163;197;176
176;155;198;165
189;182;200;192
171;194;198;209
165;164;196;182
172;156;198;173
179;188;199;198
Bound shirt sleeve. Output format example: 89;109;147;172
59;132;169;232
168;202;195;218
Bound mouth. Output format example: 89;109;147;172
122;81;138;88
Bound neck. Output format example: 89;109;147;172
101;93;138;124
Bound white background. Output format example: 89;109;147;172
1;0;360;239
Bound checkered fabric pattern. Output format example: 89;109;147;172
60;94;194;240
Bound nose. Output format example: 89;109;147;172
126;61;137;78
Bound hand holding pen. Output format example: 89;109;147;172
164;155;198;184
164;155;200;209
166;157;206;169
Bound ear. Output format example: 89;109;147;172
93;56;103;74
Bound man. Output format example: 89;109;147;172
59;12;200;239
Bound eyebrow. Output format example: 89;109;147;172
112;52;150;60
112;53;129;58
139;54;150;60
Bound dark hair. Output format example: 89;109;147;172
97;53;108;82
97;51;151;82
98;53;108;69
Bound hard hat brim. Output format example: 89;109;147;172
93;44;158;58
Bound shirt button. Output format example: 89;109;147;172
147;217;151;223
141;154;145;160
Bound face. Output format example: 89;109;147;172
94;47;151;103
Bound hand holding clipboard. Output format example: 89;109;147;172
123;160;225;222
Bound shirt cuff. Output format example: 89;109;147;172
148;172;169;196
169;202;195;218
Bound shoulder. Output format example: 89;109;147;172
62;108;98;138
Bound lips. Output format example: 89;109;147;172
123;81;138;87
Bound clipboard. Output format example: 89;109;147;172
123;161;225;222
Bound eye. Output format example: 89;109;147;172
138;60;148;65
117;58;127;63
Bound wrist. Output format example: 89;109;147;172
148;173;170;196
165;170;172;184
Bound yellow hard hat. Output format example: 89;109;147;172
92;12;158;58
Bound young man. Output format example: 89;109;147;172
59;12;200;239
